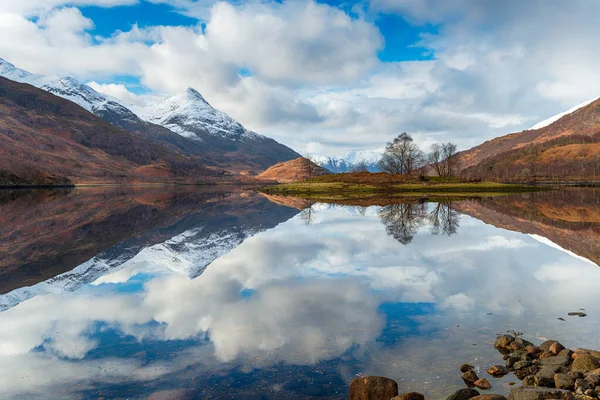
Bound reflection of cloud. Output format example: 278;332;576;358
2;204;600;398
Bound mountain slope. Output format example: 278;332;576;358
0;76;219;185
136;89;301;173
0;58;300;173
458;97;600;181
257;157;332;182
311;150;382;173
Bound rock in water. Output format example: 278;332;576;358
572;354;600;373
392;392;425;400
487;365;510;377
494;335;515;353
461;364;475;373
507;386;575;400
539;340;559;353
446;388;480;400
474;378;492;390
462;371;480;388
349;376;399;400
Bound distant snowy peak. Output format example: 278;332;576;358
310;150;383;173
0;58;141;126
136;87;260;142
530;97;599;130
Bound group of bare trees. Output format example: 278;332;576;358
377;132;459;177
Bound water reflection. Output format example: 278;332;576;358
0;188;599;399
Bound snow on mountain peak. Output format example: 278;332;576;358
529;97;599;130
309;149;383;173
136;88;260;141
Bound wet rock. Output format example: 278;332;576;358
540;341;559;353
471;395;507;400
349;376;398;400
474;378;492;390
584;389;595;397
539;352;555;360
587;368;600;376
507;386;575;400
535;366;559;388
463;371;480;388
523;376;536;386
568;312;587;317
445;388;480;400
495;335;515;353
550;342;566;356
392;392;425;400
575;349;600;360
514;360;533;370
572;354;600;373
554;373;575;390
462;364;476;373
516;366;541;380
540;354;571;368
487;365;510;377
508;342;527;353
516;338;535;348
526;346;542;358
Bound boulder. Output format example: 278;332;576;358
514;360;532;370
540;354;571;368
572;354;600;373
525;346;542;358
445;388;480;400
538;352;554;360
392;392;425;400
539;341;559;353
558;349;573;360
588;368;600;376
584;373;600;387
463;371;480;388
549;342;565;356
349;376;399;400
474;379;492;390
554;373;575;390
507;386;575;400
574;378;591;392
535;366;561;388
461;364;476;373
487;365;510;377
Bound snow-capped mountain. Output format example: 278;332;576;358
529;97;599;130
0;58;300;172
136;88;259;142
310;150;383;173
0;58;141;129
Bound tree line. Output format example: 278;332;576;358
378;132;458;177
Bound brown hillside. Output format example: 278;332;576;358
257;157;331;183
0;77;222;186
458;97;600;181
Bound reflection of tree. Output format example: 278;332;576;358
378;203;427;244
428;202;460;236
300;202;316;225
379;202;460;244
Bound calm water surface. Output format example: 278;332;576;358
0;187;599;399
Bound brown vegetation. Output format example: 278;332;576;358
256;157;331;183
458;97;600;181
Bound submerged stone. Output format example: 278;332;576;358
349;376;398;400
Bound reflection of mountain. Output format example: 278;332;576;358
0;188;299;310
454;189;600;266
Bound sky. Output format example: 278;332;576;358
1;0;600;155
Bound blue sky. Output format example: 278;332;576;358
1;0;599;155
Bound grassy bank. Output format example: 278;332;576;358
257;173;547;202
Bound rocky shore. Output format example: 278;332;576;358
350;334;600;400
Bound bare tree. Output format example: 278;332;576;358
428;142;458;177
428;143;444;176
428;202;460;236
378;202;427;245
300;202;316;225
378;133;425;175
441;142;458;177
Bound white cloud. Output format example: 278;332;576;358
87;81;142;106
